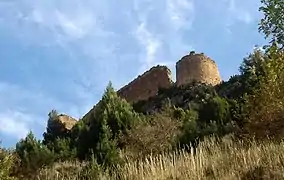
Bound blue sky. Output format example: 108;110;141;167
0;0;267;148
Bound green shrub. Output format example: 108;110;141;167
177;107;230;149
75;82;142;162
79;153;104;180
0;144;17;180
15;131;55;177
119;112;181;159
52;137;77;161
199;96;231;126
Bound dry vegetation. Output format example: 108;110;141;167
26;135;284;180
119;112;181;160
1;1;283;179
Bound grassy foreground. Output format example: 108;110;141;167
32;135;284;180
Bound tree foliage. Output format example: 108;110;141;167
0;143;17;180
259;0;284;49
94;114;121;167
93;82;141;138
72;82;141;163
243;45;284;138
15;132;55;176
43;110;69;146
4;1;284;179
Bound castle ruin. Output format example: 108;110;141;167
117;51;221;103
117;66;173;103
176;52;221;87
64;52;222;128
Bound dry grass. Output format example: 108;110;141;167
30;135;284;180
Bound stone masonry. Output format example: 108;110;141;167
82;66;173;122
117;65;173;103
80;52;221;124
176;52;221;86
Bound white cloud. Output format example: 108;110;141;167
55;11;86;39
226;0;253;27
0;81;92;140
132;0;195;75
0;0;195;78
0;0;123;98
0;0;263;146
195;0;260;34
0;0;111;46
167;0;195;30
223;0;262;33
227;0;253;24
135;22;161;72
0;111;34;139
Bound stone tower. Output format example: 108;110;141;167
176;51;221;86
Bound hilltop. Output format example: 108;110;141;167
64;51;222;129
3;46;284;180
7;46;284;179
1;0;284;178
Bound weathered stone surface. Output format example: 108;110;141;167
57;114;77;130
117;65;173;103
81;52;222;123
176;53;221;87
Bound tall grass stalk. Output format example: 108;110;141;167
24;135;284;179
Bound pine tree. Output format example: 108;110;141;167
94;82;140;138
95;111;121;167
15;131;55;176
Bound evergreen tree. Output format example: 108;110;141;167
95;112;121;167
75;82;141;160
94;82;140;138
43;109;69;147
15;131;55;176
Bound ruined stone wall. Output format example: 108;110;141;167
80;52;222;124
176;53;221;86
81;66;173;122
117;65;173;103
